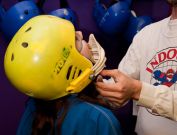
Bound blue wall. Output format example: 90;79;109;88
0;0;170;134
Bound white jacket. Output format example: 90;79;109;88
118;16;177;135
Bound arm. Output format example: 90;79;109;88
138;82;177;121
96;69;177;121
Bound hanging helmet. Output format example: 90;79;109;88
0;0;41;40
124;10;153;44
4;15;106;100
49;8;77;27
93;0;132;35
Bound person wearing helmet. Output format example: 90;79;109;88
96;0;177;135
4;15;122;135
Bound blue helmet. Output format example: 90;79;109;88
93;0;132;35
0;0;43;40
50;8;77;27
49;0;77;28
124;11;153;44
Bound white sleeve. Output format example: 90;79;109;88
118;34;141;80
118;34;142;115
138;82;177;121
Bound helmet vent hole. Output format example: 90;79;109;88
22;42;28;48
11;53;14;61
66;65;73;80
25;27;32;32
78;70;82;77
24;10;29;15
68;90;73;93
72;67;77;79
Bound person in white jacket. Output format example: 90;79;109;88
96;0;177;135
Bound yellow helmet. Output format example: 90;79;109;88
4;15;94;100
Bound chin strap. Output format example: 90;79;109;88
88;34;106;78
66;34;106;93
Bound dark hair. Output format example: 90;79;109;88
31;82;106;135
31;96;69;135
166;0;177;6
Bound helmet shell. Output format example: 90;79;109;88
4;15;93;100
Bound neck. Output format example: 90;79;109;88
171;7;177;19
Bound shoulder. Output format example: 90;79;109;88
135;17;169;39
65;98;122;135
69;98;121;127
60;98;123;135
70;98;115;117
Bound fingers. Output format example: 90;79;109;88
95;82;119;92
99;69;125;83
96;84;124;100
95;80;128;107
96;87;117;97
99;69;119;80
